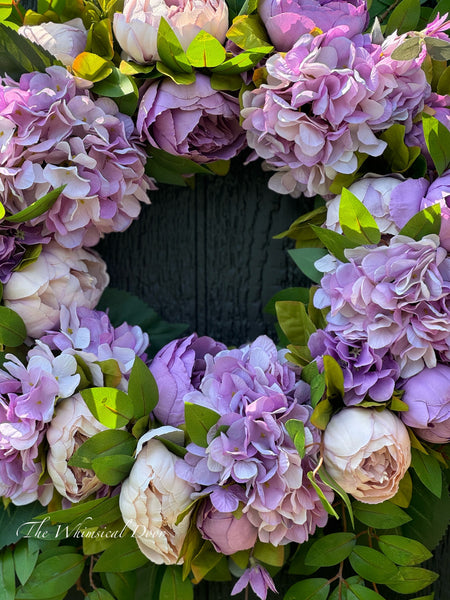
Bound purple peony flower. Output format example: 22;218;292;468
137;74;246;163
241;27;428;197
400;364;450;443
309;329;401;405
150;333;226;426
314;234;450;377
258;0;369;51
0;66;152;249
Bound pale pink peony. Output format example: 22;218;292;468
3;241;109;338
113;0;228;64
18;18;87;66
323;407;411;504
46;394;108;503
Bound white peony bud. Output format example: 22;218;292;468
46;394;108;503
119;438;195;564
323;407;411;504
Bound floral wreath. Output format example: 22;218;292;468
0;0;448;599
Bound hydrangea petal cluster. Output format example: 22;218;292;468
173;336;332;547
137;74;246;163
114;0;228;64
0;344;80;505
0;66;152;249
3;241;109;338
258;0;368;51
314;234;450;377
43;304;149;383
309;329;400;405
241;27;429;197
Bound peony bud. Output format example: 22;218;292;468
323;407;411;504
46;394;108;503
119;439;195;564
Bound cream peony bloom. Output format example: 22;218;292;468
113;0;229;64
46;394;108;503
119;438;195;564
323;407;411;504
3;241;109;338
18;18;87;66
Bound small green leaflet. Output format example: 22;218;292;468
307;471;339;519
305;533;356;567
5;186;65;223
159;566;193;600
353;500;412;528
398;203;441;240
69;429;137;470
15;553;85;599
184;402;221;447
186;31;226;68
378;535;432;566
385;0;420;35
93;536;148;573
348;545;398;583
422;114;450;175
128;356;159;419
339;188;381;245
310;224;358;262
80;387;133;429
391;37;422;60
288;247;328;283
285;419;306;458
0;306;27;347
275;301;316;347
157;17;192;74
91;454;135;486
411;447;443;498
284;577;330;600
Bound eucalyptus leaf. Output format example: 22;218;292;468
391;36;422;60
310;398;333;430
253;541;284;566
226;14;271;50
14;539;40;586
310;224;358;262
307;471;339;519
211;46;272;74
347;584;386;599
190;541;223;583
102;571;137;600
425;36;450;61
93;67;134;97
5;186;65;223
155;61;196;85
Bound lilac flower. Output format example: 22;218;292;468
314;234;450;377
400;364;450;444
241;28;428;197
150;333;226;426
0;66;152;249
309;329;400;405
231;564;277;600
258;0;369;51
137;74;246;163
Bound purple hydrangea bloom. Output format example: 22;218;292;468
258;0;369;51
42;304;149;379
137;74;246;163
242;27;428;197
400;364;450;443
0;66;152;249
150;333;226;426
309;329;401;405
176;336;333;547
314;234;450;377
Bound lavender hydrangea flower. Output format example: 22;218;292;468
150;333;226;426
241;27;429;197
176;336;333;548
309;329;400;405
137;74;246;163
0;66;152;249
314;234;450;377
258;0;369;51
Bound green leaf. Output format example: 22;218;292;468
310;224;358;262
339;188;381;245
186;31;226;67
210;72;243;91
425;36;450;61
72;51;112;82
437;64;450;95
284;578;330;600
157;17;192;74
119;60;154;76
211;46;272;74
288;247;328;283
95;359;122;389
422;113;450;175
323;355;344;405
411;447;442;498
380;124;421;172
14;244;42;273
86;590;115;600
307;471;339;519
285;419;306;458
184;402;220;447
398;203;441;240
310;398;333;430
190;541;223;583
390;469;412;508
385;0;420;35
93;67;134;97
0;23;62;78
226;14;271;50
275;301;316;346
93;536;149;573
349;546;398;583
155;61;196;85
0;1;12;23
288;538;320;576
0;547;15;600
347;583;386;600
0;306;27;346
160;566;193;600
91;454;135;485
353;500;412;529
378;535;432;566
14;539;40;586
102;571;137;600
264;287;310;316
391;37;422;60
97;288;187;357
5;186;65;223
86;18;114;60
253;541;285;567
385;566;439;594
80;387;133;428
128;356;159;419
16;553;85;599
318;466;355;528
305;533;356;567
